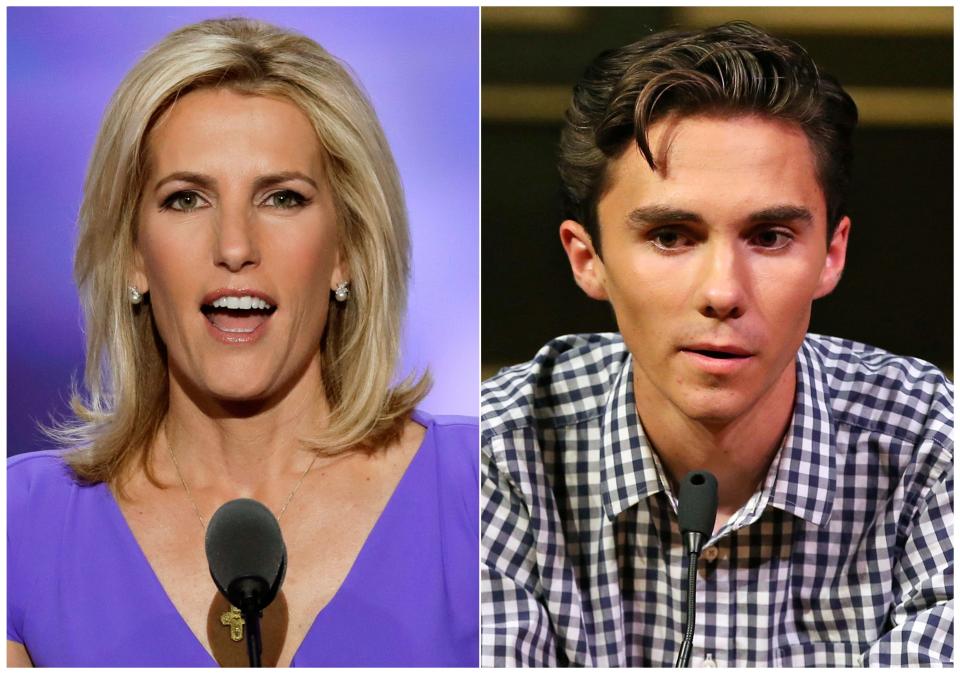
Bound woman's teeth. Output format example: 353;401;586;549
209;295;273;310
203;295;275;336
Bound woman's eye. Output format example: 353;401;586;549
161;191;206;212
752;229;793;249
264;190;308;209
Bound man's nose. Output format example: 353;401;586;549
214;203;260;272
697;242;746;320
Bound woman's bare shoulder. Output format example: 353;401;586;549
7;640;33;667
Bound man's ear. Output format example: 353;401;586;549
559;220;608;301
813;216;850;299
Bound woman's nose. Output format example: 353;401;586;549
214;204;260;272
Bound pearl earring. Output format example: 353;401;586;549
334;281;350;302
129;286;143;305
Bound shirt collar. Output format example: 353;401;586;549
599;355;666;520
766;338;837;527
598;340;837;526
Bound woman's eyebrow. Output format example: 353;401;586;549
151;171;319;192
153;171;216;192
252;172;319;191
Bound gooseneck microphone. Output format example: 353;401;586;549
675;471;718;668
205;498;287;668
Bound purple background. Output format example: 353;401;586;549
8;7;479;455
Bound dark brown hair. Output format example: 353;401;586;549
558;21;858;249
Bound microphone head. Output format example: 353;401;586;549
205;498;287;612
677;470;719;537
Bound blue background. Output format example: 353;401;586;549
8;7;480;454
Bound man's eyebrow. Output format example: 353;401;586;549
626;205;704;227
748;205;813;225
625;204;814;227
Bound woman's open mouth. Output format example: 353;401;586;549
201;292;277;343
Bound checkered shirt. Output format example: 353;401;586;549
481;333;953;666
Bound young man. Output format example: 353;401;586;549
481;22;952;667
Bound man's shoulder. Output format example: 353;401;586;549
804;334;953;447
481;333;629;440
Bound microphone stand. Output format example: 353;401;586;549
236;578;265;667
675;545;702;667
674;471;718;668
242;607;263;667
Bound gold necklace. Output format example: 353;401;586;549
165;427;319;642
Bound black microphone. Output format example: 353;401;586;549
675;471;718;668
205;498;287;667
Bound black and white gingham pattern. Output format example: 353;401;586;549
481;333;953;666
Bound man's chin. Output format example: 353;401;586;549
671;389;757;426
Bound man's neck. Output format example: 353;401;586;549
633;363;797;530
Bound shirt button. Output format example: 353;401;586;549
702;654;717;667
702;546;719;562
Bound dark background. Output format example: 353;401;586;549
481;6;953;378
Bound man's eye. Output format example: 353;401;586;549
650;229;691;250
264;190;308;209
161;191;206;212
752;229;793;249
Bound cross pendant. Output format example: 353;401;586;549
220;605;245;642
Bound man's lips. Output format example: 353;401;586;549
680;343;754;359
678;343;755;375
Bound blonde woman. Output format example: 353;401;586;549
7;18;478;667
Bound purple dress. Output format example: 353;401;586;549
7;410;478;666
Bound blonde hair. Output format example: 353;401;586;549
57;17;429;487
